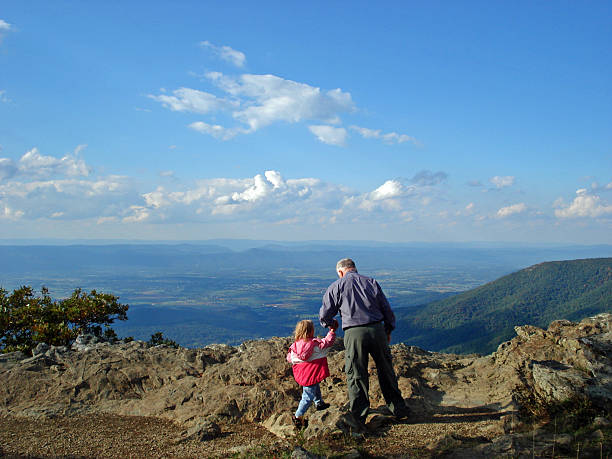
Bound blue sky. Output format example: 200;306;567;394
0;1;610;243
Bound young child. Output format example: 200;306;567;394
287;319;337;428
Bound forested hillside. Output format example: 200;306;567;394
395;258;612;354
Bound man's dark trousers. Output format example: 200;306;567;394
344;322;407;422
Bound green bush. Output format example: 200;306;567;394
148;331;179;348
0;286;128;354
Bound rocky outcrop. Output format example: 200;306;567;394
1;313;611;446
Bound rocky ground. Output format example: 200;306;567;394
0;410;506;458
1;313;611;458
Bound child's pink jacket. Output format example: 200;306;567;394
286;330;336;387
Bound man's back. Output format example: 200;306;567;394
320;270;395;332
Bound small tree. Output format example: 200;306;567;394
148;331;179;348
0;286;128;354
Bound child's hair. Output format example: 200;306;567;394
294;320;315;341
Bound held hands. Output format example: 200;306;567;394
328;319;339;332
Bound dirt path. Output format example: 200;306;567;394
0;412;502;458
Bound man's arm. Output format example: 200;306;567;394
319;283;340;328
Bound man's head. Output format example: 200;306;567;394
336;258;356;277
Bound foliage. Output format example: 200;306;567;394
396;258;612;354
0;285;128;354
148;331;179;348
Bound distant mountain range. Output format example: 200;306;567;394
395;258;612;354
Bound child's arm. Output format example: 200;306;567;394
315;329;336;349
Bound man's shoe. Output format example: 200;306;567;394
315;401;330;411
393;406;412;421
339;412;367;434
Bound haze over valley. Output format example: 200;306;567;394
2;241;610;351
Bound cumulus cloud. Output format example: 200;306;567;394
200;41;246;67
496;203;527;218
554;189;612;218
135;167;453;225
490;175;515;189
207;72;355;132
0;149;452;229
0;90;10;103
350;125;419;146
148;88;233;114
340;175;447;215
138;170;347;222
308;125;347;146
369;180;406;200
152;72;355;141
19;147;90;178
0;148;143;223
0;147;90;181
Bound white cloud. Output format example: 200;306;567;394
17;147;90;178
606;181;612;190
148;88;233;114
370;180;405;200
152;73;355;141
0;157;18;180
211;73;354;131
0;19;12;45
350;125;419;146
1;205;24;220
189;121;245;140
554;189;612;218
0;147;90;180
497;203;527;218
490;176;515;189
200;41;246;67
138;170;348;222
123;206;150;223
0;148;141;222
308;125;347;146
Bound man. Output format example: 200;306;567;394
319;258;409;430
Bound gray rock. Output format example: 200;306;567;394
32;342;49;356
1;313;611;455
181;419;221;442
291;446;322;459
342;449;363;459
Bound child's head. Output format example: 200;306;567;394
294;319;315;341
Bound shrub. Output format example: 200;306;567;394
148;331;179;348
0;286;128;354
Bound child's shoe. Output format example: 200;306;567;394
315;401;330;411
292;415;308;429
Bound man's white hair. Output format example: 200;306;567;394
336;258;356;271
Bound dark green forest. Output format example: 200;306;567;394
394;258;612;354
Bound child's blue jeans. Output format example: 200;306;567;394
295;383;322;417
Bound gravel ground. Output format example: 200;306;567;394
0;415;283;458
0;412;502;458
